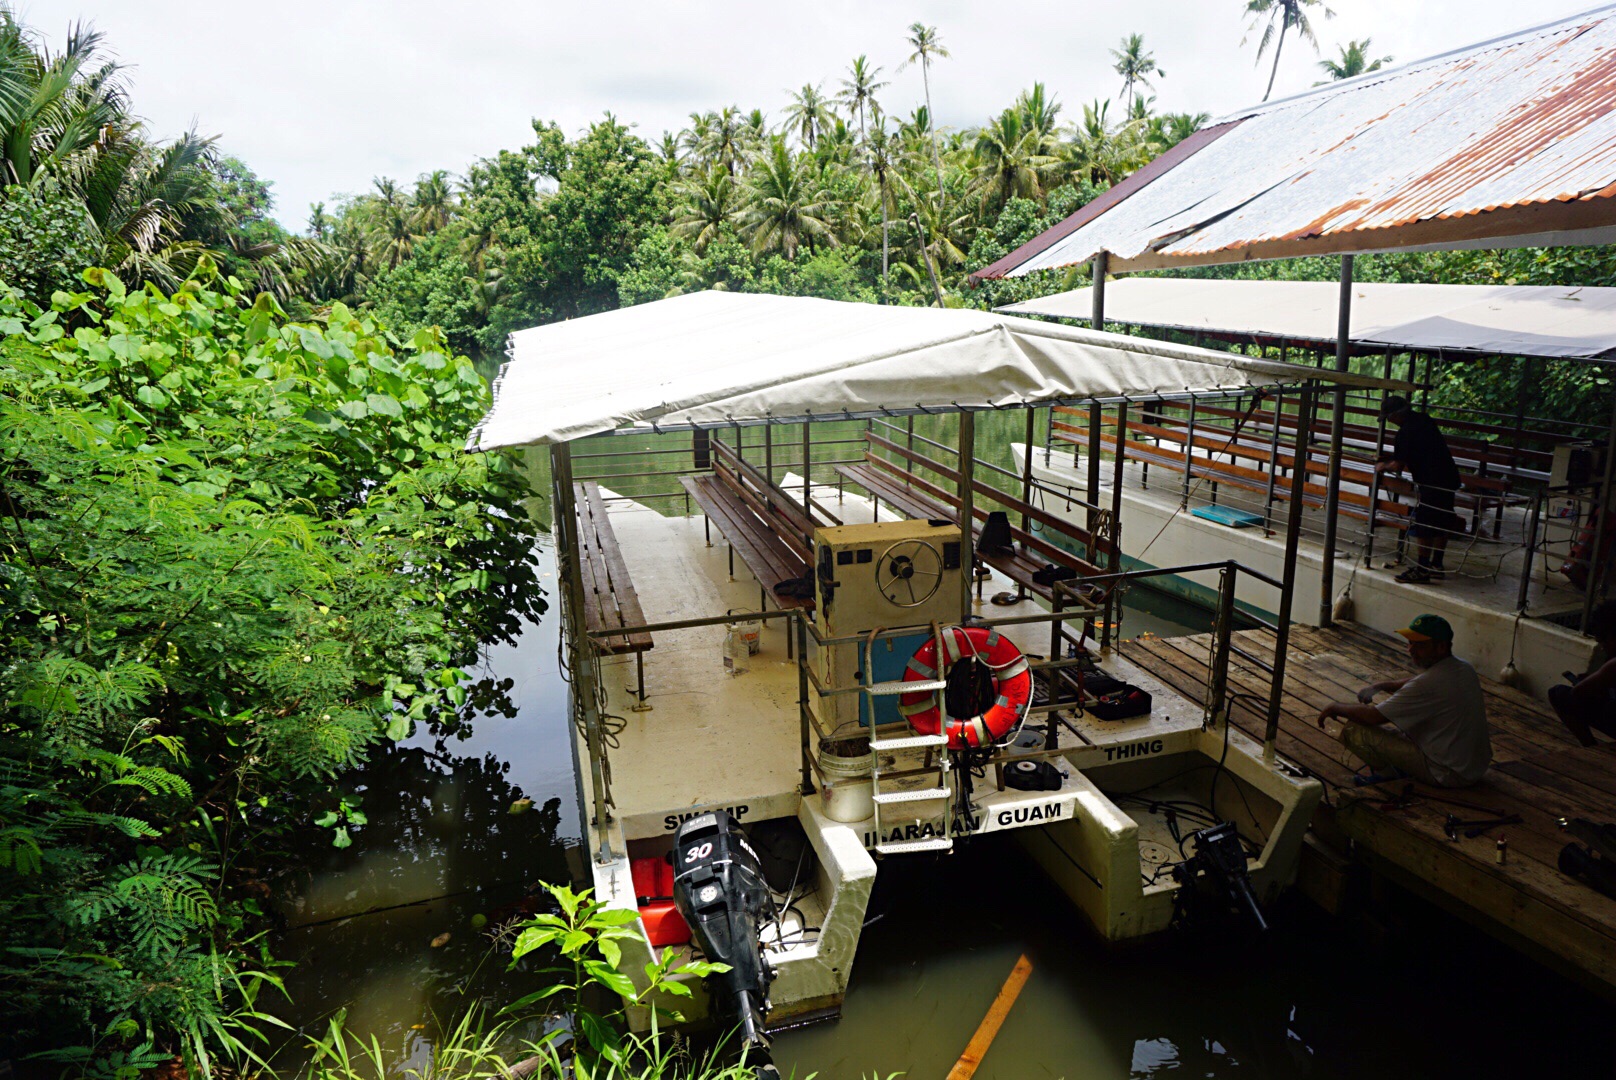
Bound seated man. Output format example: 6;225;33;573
1549;600;1616;746
1315;614;1492;787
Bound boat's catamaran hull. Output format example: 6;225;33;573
566;499;1320;1031
469;291;1373;1037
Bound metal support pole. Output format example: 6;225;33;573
959;410;977;626
802;421;812;521
1181;394;1198;509
552;442;615;863
1088;253;1108;533
1104;400;1127;653
764;421;773;490
797;613;814;795
1266;387;1317;764
1578;386;1616;633
1319;254;1354;628
1517;490;1542;613
1364;349;1395;568
1020;406;1037;536
1262;390;1284;531
1206;564;1238;727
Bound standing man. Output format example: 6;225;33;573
1549;600;1616;746
1375;395;1464;585
1316;614;1492;788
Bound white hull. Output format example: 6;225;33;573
573;482;1322;1029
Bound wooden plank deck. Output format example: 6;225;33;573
1121;621;1616;992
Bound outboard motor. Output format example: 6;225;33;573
671;811;779;1078
1172;821;1268;932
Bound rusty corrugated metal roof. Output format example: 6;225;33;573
977;6;1616;278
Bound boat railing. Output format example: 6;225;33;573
568;428;871;511
1038;388;1611;617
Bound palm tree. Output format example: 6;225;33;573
680;111;713;169
969;109;1058;211
1243;0;1334;102
1143;110;1211;153
783;83;834;150
307;201;331;240
899;23;950;204
0;13;129;187
1014;83;1062;141
836;55;888;146
67;125;220;289
700;106;747;176
866;111;898;283
1110;34;1164;115
1317;38;1392;82
656;131;682;169
1062;99;1151;186
736;137;836;259
670;165;737;253
412;169;455;233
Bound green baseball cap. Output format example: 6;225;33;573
1397;614;1453;643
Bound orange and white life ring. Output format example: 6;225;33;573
897;626;1032;750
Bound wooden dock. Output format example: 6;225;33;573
1121;621;1616;993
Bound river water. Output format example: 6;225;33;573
268;430;1616;1077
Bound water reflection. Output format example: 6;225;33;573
770;834;1615;1079
269;546;579;1070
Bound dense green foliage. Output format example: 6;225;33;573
0;267;542;1067
311;57;1209;352
0;7;323;305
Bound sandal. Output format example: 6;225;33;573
1395;566;1433;584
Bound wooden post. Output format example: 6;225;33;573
959;410;977;626
1319;254;1354;628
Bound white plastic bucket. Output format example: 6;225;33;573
818;736;874;823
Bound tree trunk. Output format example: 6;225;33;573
924;63;946;208
1263;23;1289;102
881;185;889;285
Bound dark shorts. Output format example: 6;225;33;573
1411;486;1463;539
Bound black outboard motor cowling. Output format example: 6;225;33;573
671;811;778;1076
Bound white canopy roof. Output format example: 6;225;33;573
998;279;1616;361
468;292;1394;450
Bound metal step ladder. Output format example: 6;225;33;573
863;676;953;855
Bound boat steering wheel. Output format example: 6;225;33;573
875;539;944;607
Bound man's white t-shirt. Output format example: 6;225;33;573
1377;654;1492;785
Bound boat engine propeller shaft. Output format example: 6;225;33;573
1173;821;1267;932
671;810;779;1079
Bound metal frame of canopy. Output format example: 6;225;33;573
964;7;1616;633
477;292;1407;864
542;382;1367;863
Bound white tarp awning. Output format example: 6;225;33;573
468;291;1395;450
997;279;1616;361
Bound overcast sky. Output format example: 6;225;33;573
17;0;1610;231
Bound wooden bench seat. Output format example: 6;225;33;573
837;458;1104;604
1052;422;1415;533
680;473;814;611
574;482;654;656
